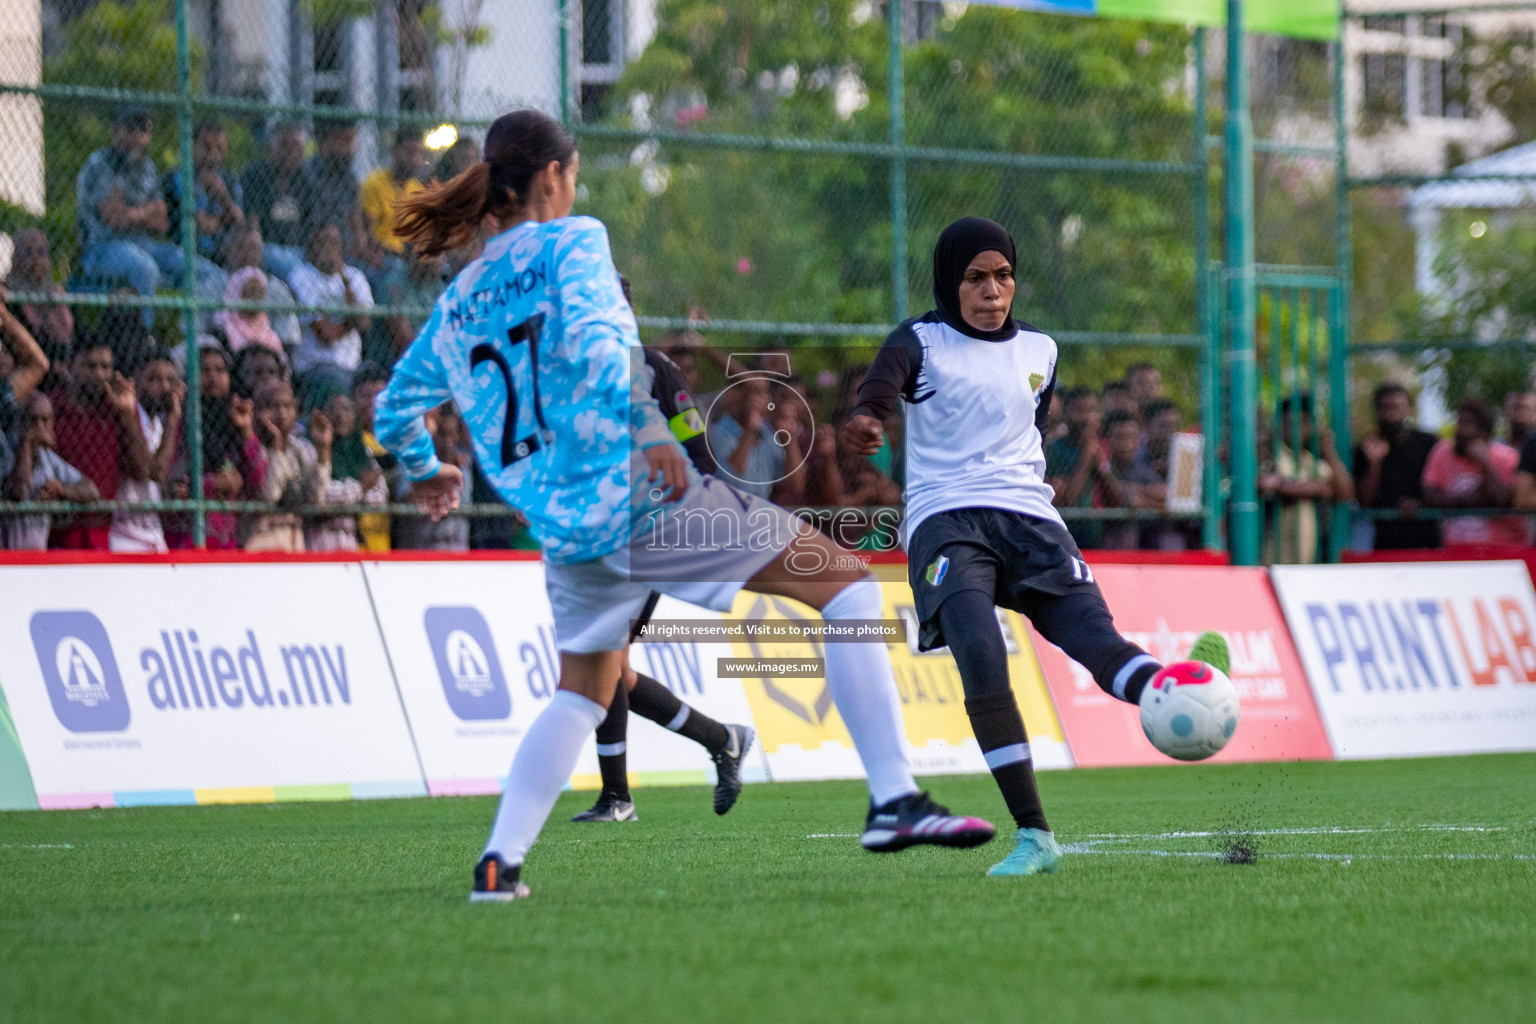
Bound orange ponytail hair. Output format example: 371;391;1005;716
394;109;576;259
395;162;517;259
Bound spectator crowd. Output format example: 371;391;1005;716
1037;361;1205;553
1351;384;1536;554
0;105;502;553
2;104;1535;559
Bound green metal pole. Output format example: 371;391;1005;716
175;0;204;547
1329;17;1354;562
559;0;571;125
1208;261;1227;548
1225;0;1260;565
888;0;908;323
1268;287;1282;560
1194;27;1219;550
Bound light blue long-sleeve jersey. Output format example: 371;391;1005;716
374;215;688;563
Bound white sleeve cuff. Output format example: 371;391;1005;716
407;454;443;483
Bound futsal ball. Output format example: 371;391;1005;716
1139;661;1240;761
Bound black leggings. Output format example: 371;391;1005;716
937;587;1147;699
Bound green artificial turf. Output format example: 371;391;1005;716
1;755;1533;1023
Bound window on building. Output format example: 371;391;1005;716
579;0;625;117
312;17;349;109
582;0;617;67
1421;17;1469;120
1360;16;1407;122
1363;51;1406;121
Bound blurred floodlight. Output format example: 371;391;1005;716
425;124;459;151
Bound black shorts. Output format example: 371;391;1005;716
907;507;1103;651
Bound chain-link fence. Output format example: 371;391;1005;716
0;0;1362;560
1341;3;1536;558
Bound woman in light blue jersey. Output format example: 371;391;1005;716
379;110;994;901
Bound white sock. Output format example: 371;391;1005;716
821;577;919;807
483;689;607;865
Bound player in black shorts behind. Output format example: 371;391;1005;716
842;217;1230;877
571;281;755;823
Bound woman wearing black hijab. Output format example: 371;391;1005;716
166;345;266;549
843;217;1232;877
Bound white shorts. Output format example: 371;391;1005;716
544;475;809;653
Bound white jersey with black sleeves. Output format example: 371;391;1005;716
852;311;1063;547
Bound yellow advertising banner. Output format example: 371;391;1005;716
729;566;1070;782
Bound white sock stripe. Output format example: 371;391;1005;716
983;742;1032;770
595;741;626;757
665;706;691;731
1113;654;1159;700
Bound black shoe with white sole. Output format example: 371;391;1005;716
470;854;530;902
711;723;755;815
860;791;996;852
571;793;638;823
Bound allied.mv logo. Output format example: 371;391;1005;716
443;630;495;697
29;611;131;732
57;637;109;706
424;607;510;720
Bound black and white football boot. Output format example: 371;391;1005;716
710;724;755;815
860;791;996;852
570;793;638;823
470;854;531;902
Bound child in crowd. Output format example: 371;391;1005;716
233;344;287;400
165;345;265;550
306;393;386;551
218;267;288;358
245;378;332;552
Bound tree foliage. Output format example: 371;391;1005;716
579;1;1203;395
40;0;205;273
1396;211;1536;408
1467;30;1536;147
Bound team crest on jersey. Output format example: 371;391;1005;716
1029;372;1045;393
670;407;706;441
925;555;949;586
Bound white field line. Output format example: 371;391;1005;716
1063;824;1531;861
809;825;1512;841
0;844;74;849
1059;845;1535;862
809;823;1535;861
1074;825;1507;840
